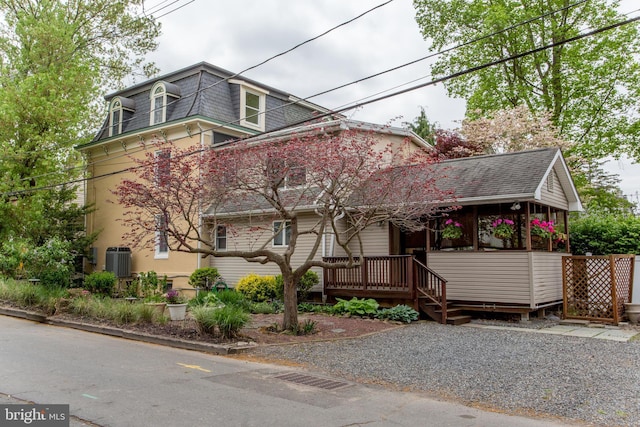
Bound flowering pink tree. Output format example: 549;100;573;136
113;123;454;330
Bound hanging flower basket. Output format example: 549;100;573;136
492;218;514;239
441;219;462;239
530;218;555;239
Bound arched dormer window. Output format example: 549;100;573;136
109;96;135;137
150;83;166;125
150;81;181;126
109;99;123;136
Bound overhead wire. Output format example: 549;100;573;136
7;9;640;198
12;0;590;183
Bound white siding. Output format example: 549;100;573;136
530;252;564;304
347;222;390;256
209;214;324;288
427;251;565;306
427;252;532;304
540;169;569;209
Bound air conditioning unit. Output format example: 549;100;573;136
105;247;132;278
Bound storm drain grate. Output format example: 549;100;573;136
273;372;351;390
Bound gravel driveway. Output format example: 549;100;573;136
252;322;640;427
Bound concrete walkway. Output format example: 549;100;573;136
463;321;640;342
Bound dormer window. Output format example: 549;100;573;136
150;81;181;126
109;97;135;137
109;99;122;136
230;79;268;131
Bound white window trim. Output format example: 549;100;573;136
154;149;171;187
109;99;123;137
230;79;268;131
215;225;227;251
272;220;291;248
155;214;169;259
150;82;167;126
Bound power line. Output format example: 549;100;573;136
7;11;639;199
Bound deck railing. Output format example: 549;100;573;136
323;255;447;323
413;258;448;324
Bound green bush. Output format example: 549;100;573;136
569;214;640;255
188;267;219;290
333;297;379;317
216;289;248;306
377;305;419;323
275;270;319;301
235;273;278;302
250;301;275;314
192;306;250;339
0;237;75;287
298;302;333;314
84;271;117;296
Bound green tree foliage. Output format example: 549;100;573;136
0;0;160;263
403;106;438;144
569;214;640;255
413;0;640;160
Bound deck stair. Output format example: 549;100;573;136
418;301;471;325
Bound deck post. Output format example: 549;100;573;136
407;256;417;310
361;257;368;291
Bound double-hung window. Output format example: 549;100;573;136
154;149;171;187
155;214;169;259
273;220;291;247
215;225;227;251
151;83;166;125
109;99;122;136
230;80;268;131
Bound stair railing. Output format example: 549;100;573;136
413;258;447;324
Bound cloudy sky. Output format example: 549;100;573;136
142;0;640;201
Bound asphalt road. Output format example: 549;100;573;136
0;315;576;427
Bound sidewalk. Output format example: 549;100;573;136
462;320;640;342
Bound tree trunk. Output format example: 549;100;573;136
281;276;299;331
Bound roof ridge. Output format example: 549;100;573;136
440;147;558;164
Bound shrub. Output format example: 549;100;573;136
250;301;275;314
214;305;250;339
84;271;117;296
298;302;333;314
0;238;75;287
274;270;319;301
377;305;419;323
188;267;219;290
191;306;217;335
333;297;379;317
292;319;318;335
569;214;640;255
235;273;278;302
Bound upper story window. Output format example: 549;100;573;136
266;158;306;189
108;96;135;137
150;81;181;126
230;80;268;131
154;149;171;187
109;99;122;137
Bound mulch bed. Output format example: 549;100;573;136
45;311;405;346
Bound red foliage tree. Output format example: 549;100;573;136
113;123;454;330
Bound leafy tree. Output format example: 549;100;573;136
113;125;453;330
0;0;160;255
413;0;640;160
404;106;438;144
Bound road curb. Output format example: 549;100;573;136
1;306;255;355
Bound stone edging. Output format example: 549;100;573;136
0;306;255;355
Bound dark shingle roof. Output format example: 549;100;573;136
430;148;560;200
86;62;332;146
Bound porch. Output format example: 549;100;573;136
323;255;466;325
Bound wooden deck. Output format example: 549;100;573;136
322;255;453;324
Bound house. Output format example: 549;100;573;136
77;62;335;287
79;62;582;322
